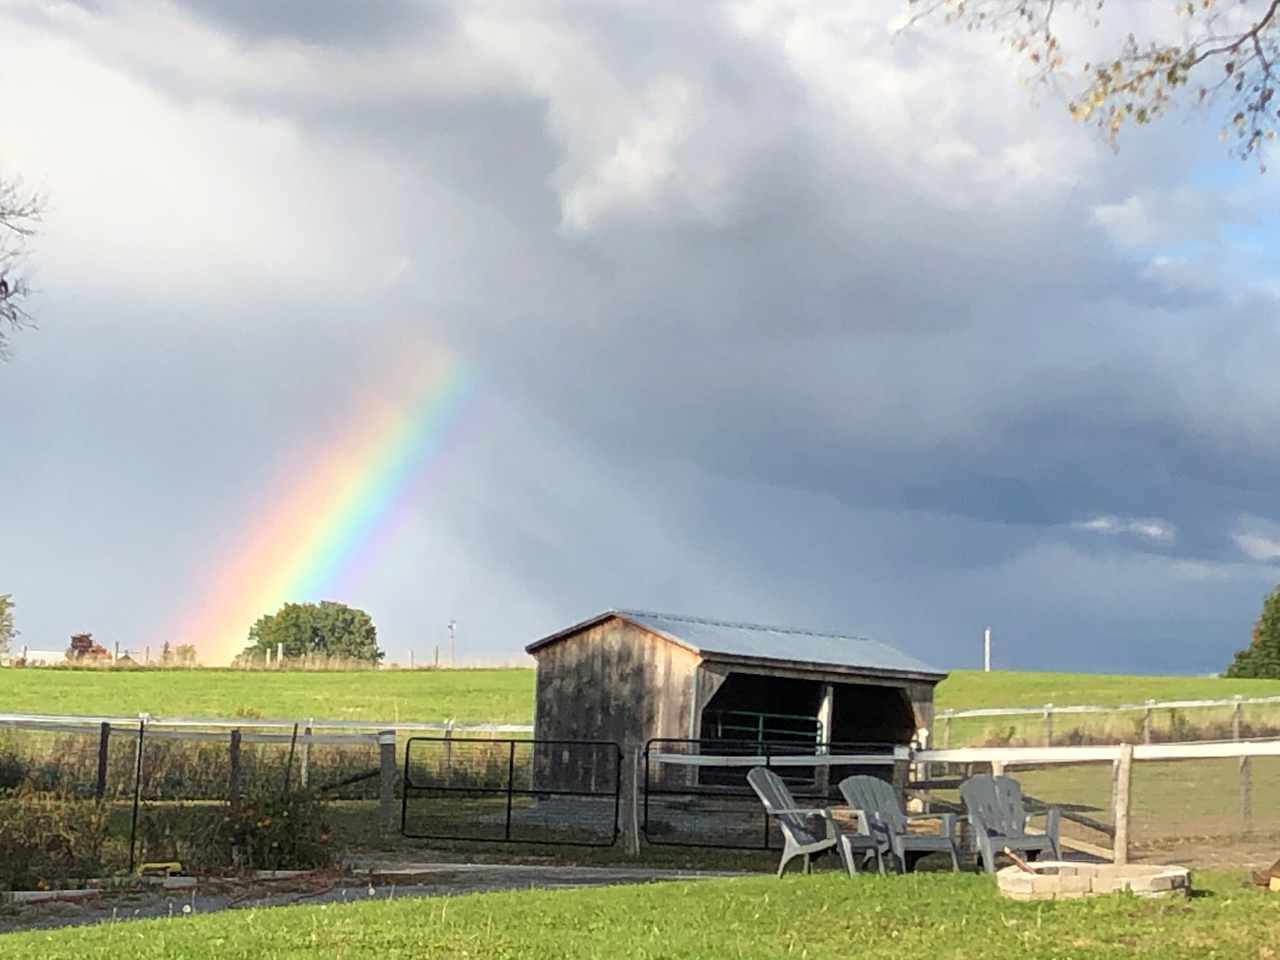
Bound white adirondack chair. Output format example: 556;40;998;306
747;766;842;877
960;774;1062;874
838;775;960;873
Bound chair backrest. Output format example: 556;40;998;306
747;767;822;845
837;775;906;835
960;774;1028;838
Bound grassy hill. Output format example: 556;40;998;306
0;665;1277;724
935;669;1280;711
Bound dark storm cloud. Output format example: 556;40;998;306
173;0;444;48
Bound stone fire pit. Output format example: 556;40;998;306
996;862;1191;901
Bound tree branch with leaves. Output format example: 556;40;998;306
0;176;44;360
906;0;1280;167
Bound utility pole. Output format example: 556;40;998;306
448;620;456;668
983;628;991;673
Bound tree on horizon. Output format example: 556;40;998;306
241;601;383;664
1225;585;1280;678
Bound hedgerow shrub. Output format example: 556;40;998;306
0;789;110;890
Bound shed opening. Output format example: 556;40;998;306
701;673;823;750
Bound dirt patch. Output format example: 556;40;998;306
1134;835;1280;870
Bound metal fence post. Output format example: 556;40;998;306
504;739;516;842
128;720;145;874
95;721;111;802
379;730;398;837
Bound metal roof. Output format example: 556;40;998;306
526;609;945;681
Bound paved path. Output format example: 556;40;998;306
0;861;743;935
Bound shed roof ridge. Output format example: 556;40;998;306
614;608;882;645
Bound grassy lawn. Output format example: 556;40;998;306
3;871;1277;959
0;668;535;724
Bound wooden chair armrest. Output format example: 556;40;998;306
770;807;832;818
905;812;959;835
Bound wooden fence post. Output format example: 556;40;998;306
630;748;642;857
300;720;313;789
1112;743;1133;865
95;721;111;801
379;730;398;837
1043;704;1054;747
1142;701;1154;745
229;729;242;813
1233;697;1251;833
942;712;952;749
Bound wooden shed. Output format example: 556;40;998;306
525;609;946;792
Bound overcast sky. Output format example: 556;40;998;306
3;0;1279;674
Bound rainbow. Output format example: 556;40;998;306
175;350;468;664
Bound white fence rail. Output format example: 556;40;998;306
933;692;1280;747
0;711;533;745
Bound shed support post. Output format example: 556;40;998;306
379;730;398;837
1112;743;1133;866
815;684;834;797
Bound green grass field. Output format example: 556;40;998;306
3;666;1278;724
934;670;1280;710
3;872;1276;959
0;668;535;723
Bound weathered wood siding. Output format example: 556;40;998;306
531;617;700;791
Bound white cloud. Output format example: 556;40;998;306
0;10;412;310
1232;515;1280;562
1073;515;1177;544
1234;533;1280;562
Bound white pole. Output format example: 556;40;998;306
448;620;456;668
983;628;991;673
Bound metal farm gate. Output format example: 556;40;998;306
401;737;622;846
